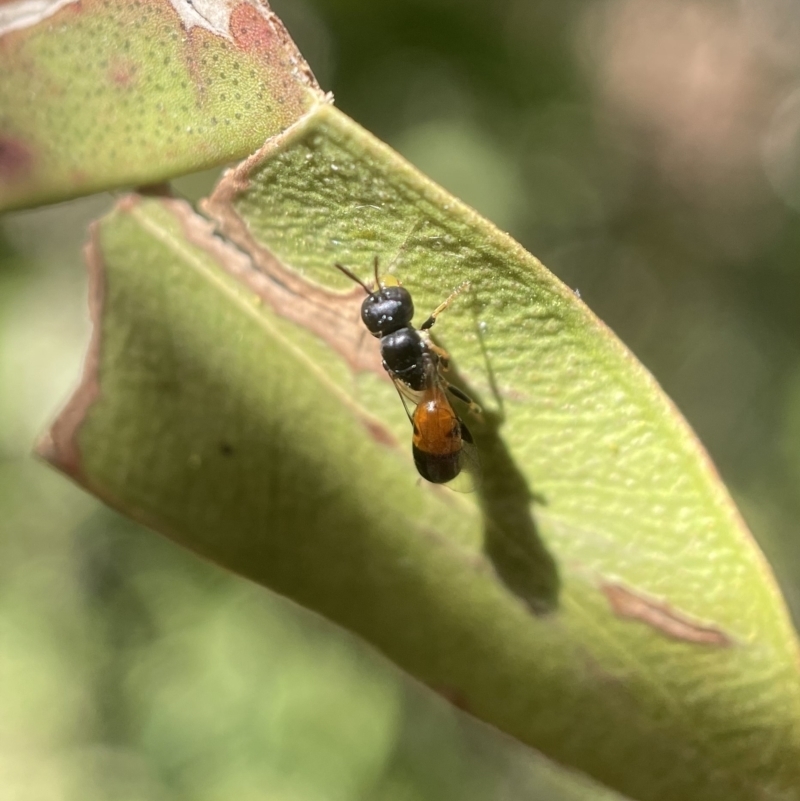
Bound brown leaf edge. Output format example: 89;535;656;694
35;194;399;480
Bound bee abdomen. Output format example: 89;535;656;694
412;446;461;484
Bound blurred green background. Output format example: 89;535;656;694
2;0;800;798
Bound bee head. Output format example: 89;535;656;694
360;285;414;337
335;259;415;337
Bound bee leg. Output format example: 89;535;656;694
420;281;471;331
427;341;451;370
444;381;481;415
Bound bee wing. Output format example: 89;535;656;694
446;419;482;494
391;376;424;423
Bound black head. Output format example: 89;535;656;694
360;285;414;336
334;258;414;337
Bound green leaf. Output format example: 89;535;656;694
0;0;323;212
41;104;800;801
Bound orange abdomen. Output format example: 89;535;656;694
412;390;462;456
411;387;464;484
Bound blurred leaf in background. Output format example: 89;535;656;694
2;0;800;799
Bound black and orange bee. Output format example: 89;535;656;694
335;258;480;489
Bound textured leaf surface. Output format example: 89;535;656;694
0;0;322;211
41;104;800;801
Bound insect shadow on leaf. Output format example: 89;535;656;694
331;217;559;612
441;319;560;615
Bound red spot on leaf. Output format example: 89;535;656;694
229;3;274;53
109;59;137;87
0;136;33;181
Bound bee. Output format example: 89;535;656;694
335;257;480;489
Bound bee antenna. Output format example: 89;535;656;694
373;255;382;290
334;262;372;295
